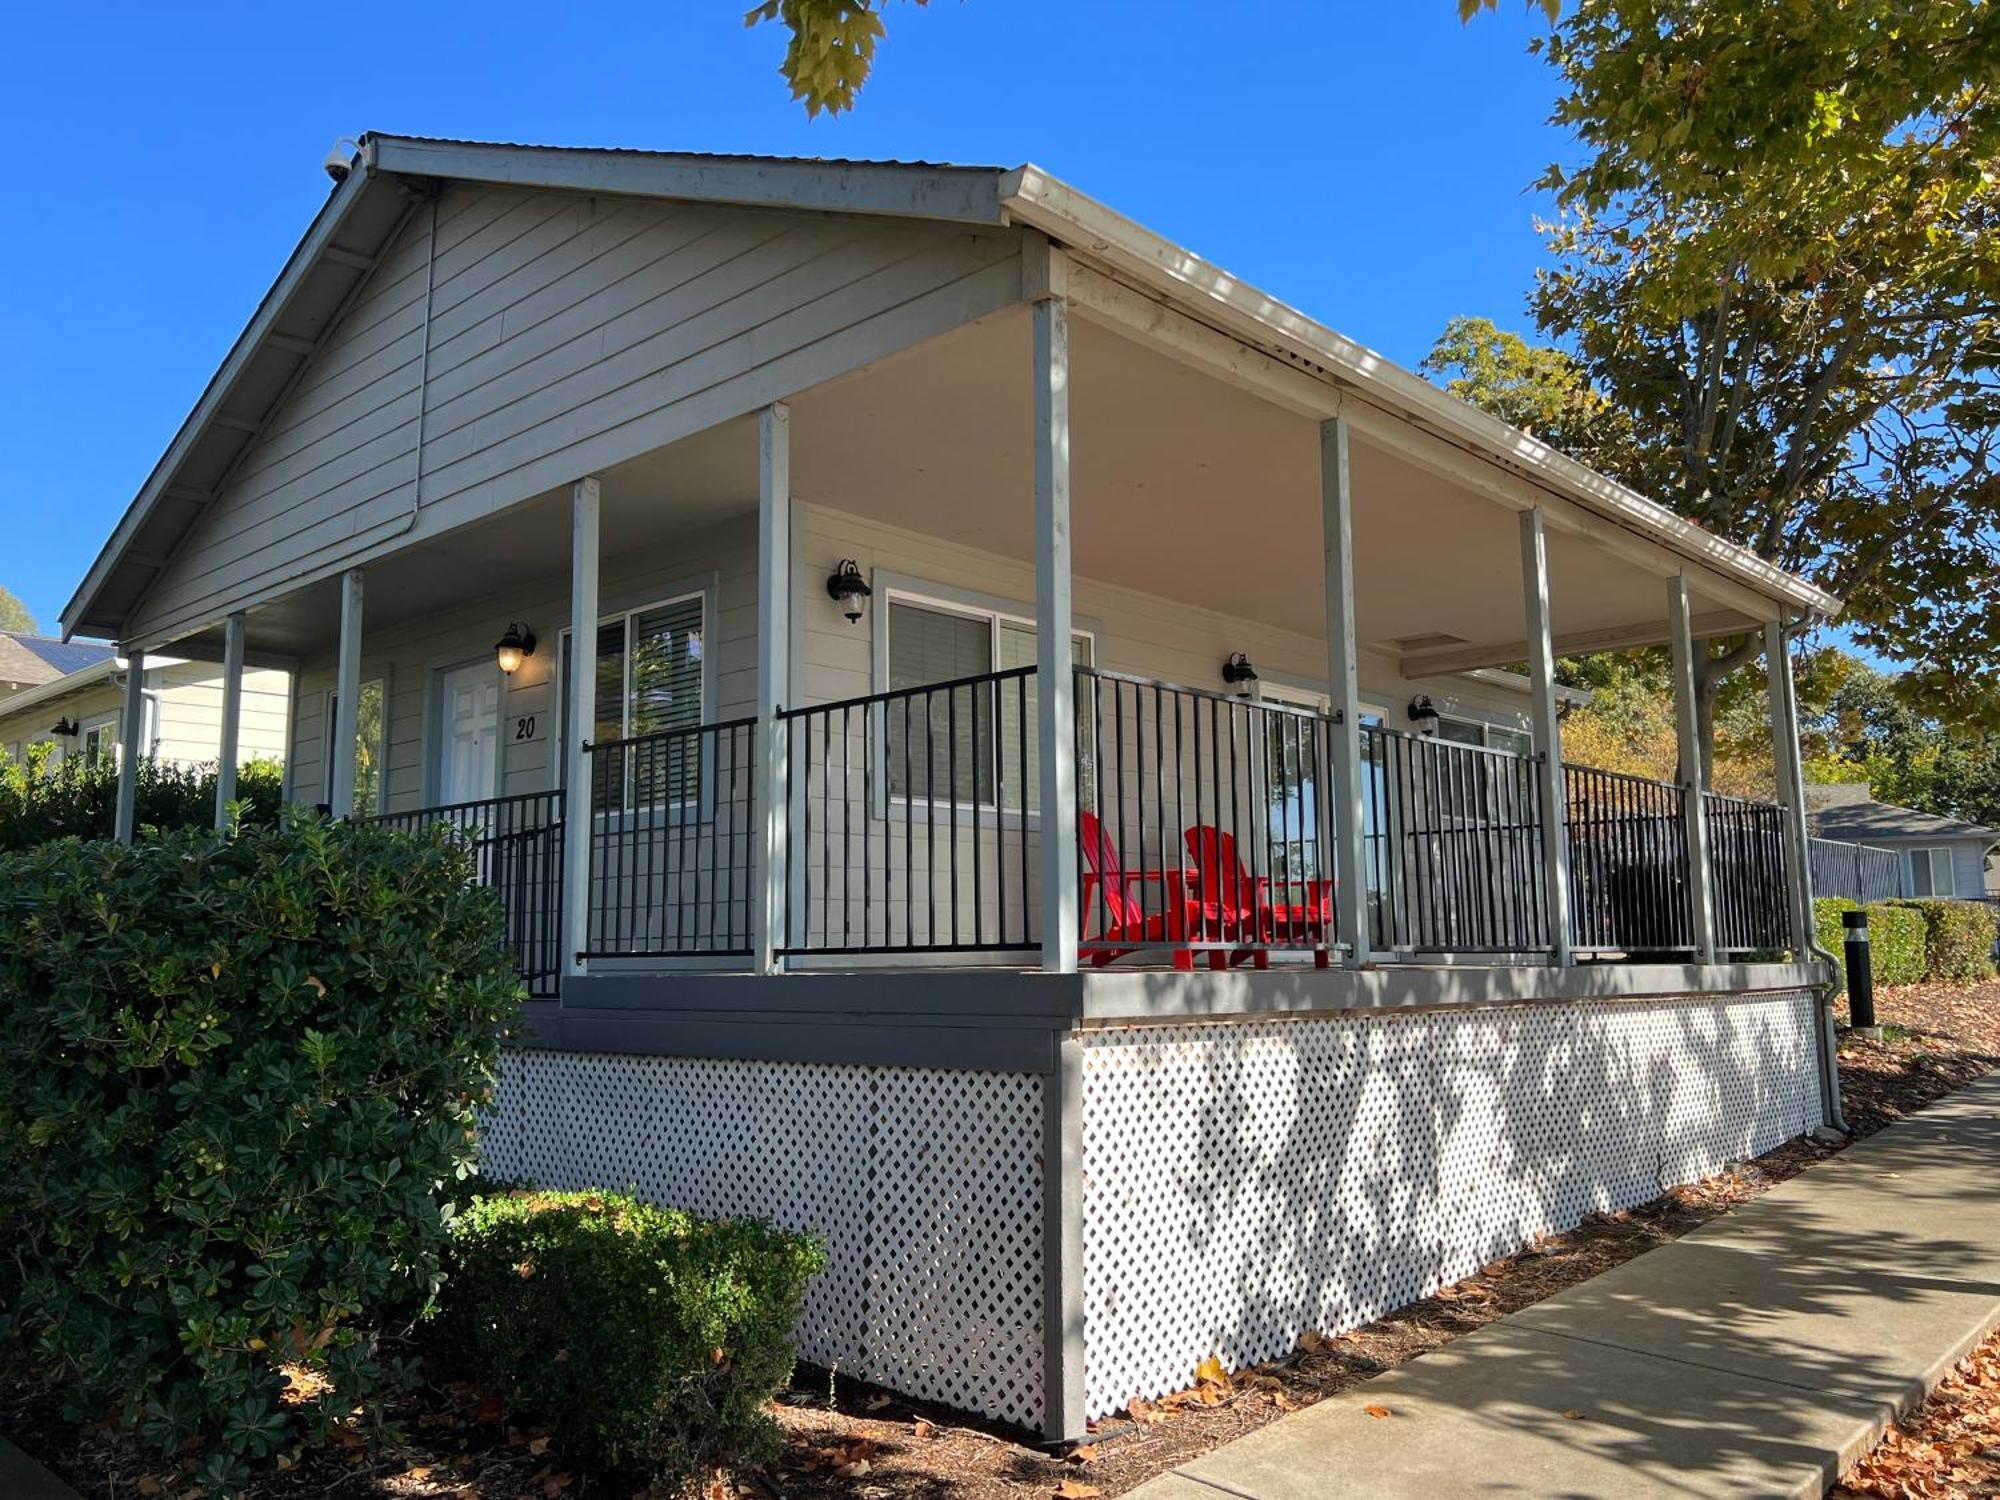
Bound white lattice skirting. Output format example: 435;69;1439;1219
1078;989;1821;1417
480;1051;1046;1430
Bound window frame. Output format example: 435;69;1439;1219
869;572;1100;825
552;578;719;818
324;676;389;817
1908;844;1956;898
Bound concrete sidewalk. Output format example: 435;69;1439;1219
1129;1073;2000;1500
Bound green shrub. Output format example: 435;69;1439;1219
1891;898;2000;983
0;814;522;1492
1814;896;1857;991
1813;898;1932;991
1867;904;1927;986
425;1190;825;1486
0;747;283;851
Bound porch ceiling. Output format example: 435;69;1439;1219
184;304;1764;669
643;308;1765;665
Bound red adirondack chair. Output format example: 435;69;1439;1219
1077;811;1201;970
1183;825;1336;969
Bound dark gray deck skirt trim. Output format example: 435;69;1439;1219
508;962;1828;1073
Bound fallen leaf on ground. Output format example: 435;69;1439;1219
1055;1483;1101;1499
912;1418;937;1439
1194;1355;1229;1389
1363;1403;1394;1419
1068;1442;1099;1463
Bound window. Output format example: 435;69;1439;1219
80;715;117;769
325;679;387;816
1908;845;1955;897
559;592;708;806
883;593;1093;814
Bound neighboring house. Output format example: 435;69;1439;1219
61;137;1846;1439
1808;783;2000;901
0;648;290;772
0;631;113;697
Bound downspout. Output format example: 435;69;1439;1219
1781;612;1849;1133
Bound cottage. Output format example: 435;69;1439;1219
65;137;1842;1438
0;635;289;772
1809;783;2000;901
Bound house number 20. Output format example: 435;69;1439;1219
514;715;538;742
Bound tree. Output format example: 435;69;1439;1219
746;0;930;116
0;586;36;633
1459;0;2000;777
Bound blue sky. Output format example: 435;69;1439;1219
0;1;1570;638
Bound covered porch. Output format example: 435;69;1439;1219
157;265;1828;999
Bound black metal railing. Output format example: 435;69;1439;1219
1077;667;1337;963
1361;724;1548;953
1562;763;1694;956
1704;791;1791;952
364;790;565;998
779;667;1040;956
582;718;757;960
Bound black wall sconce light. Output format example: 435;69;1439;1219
1222;653;1260;698
826;559;873;624
1407;694;1441;733
494;623;537;676
50;716;79;738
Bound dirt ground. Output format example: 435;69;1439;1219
7;977;1999;1500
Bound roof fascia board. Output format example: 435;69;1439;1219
1001;165;1840;621
368;136;1010;226
0;658;122;719
61;151;384;641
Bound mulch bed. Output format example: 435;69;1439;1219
8;978;2000;1500
1834;1330;2000;1498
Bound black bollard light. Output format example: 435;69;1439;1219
1842;908;1876;1032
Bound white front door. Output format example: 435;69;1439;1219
438;663;500;805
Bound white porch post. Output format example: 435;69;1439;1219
1321;416;1369;966
213;611;247;829
113;647;146;845
1520;509;1574;963
1034;296;1078;974
1667;575;1717;962
563;477;601;979
329;568;364;817
1764;620;1815;951
754;405;792;973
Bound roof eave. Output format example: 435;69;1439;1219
60;144;389;643
997;164;1841;621
0;657;122;719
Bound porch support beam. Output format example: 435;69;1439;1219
329;568;364;817
1668;576;1717;962
1321;415;1370;966
1764;620;1815;952
754;407;792;974
1520;510;1573;964
563;478;601;978
113;648;146;845
1033;295;1078;976
1400;610;1748;680
213;610;246;829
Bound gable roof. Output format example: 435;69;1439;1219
0;632;114;689
6;633;116;676
63;134;1846;643
1813;799;2000;848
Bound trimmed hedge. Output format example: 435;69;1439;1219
425;1190;824;1486
0;815;522;1492
1813;896;1989;991
1891;898;2000;984
0;749;283;851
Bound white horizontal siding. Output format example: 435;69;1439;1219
130;184;1024;644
